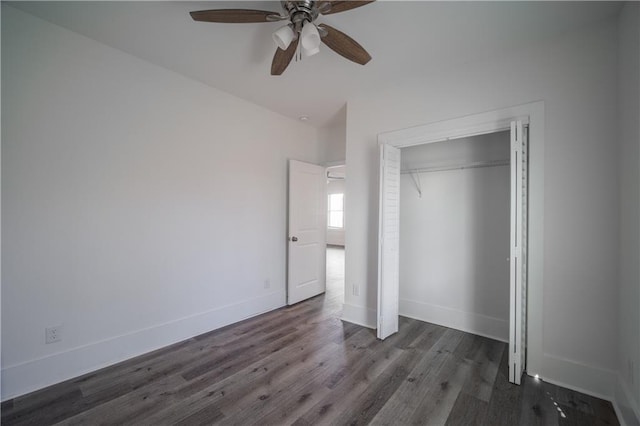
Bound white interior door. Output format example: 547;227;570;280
377;144;401;339
287;160;327;305
509;120;528;384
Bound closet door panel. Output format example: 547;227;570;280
509;120;527;384
377;144;401;339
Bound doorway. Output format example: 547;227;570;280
286;160;346;308
326;165;346;306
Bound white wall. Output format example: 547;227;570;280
399;133;510;342
318;106;346;165
616;2;640;424
1;6;319;400
344;17;619;398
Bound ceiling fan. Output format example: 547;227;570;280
190;1;374;75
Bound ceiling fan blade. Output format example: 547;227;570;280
320;1;375;15
190;9;278;23
318;24;371;65
271;38;299;76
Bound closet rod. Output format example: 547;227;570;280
400;159;509;175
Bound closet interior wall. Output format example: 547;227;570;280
399;131;511;341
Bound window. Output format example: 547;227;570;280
328;193;344;228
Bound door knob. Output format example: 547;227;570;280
291;236;298;242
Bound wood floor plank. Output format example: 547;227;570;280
2;387;83;426
387;317;427;349
460;337;504;402
327;348;423;426
0;399;14;414
56;375;187;426
77;339;195;398
408;321;448;352
483;343;523;426
518;375;561;426
173;403;225;426
172;318;343;400
445;392;489;426
217;329;377;425
407;333;479;425
556;404;600;426
242;380;332;426
408;348;472;425
331;320;363;344
369;328;465;426
181;326;299;381
551;383;620;425
70;337;197;399
293;346;405;425
138;318;349;424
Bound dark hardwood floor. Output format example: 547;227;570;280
2;247;619;425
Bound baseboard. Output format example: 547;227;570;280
538;353;617;402
341;303;376;329
399;299;508;343
1;291;286;401
614;374;640;426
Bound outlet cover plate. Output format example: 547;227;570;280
45;326;62;344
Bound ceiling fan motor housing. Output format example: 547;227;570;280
282;0;320;33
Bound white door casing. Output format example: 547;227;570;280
287;160;327;305
509;120;528;384
377;144;401;339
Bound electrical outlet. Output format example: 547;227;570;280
352;283;359;297
264;279;271;289
45;326;62;344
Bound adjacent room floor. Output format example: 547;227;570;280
1;246;619;425
325;244;345;304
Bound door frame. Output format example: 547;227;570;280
377;101;544;380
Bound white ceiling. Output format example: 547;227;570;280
11;1;621;127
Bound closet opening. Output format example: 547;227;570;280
399;130;511;348
378;118;529;385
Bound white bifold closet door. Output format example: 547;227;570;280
377;144;401;339
377;120;528;385
509;120;528;385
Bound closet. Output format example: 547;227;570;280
398;131;511;342
378;118;529;385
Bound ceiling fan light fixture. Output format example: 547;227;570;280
273;24;295;50
303;44;320;57
301;20;321;56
